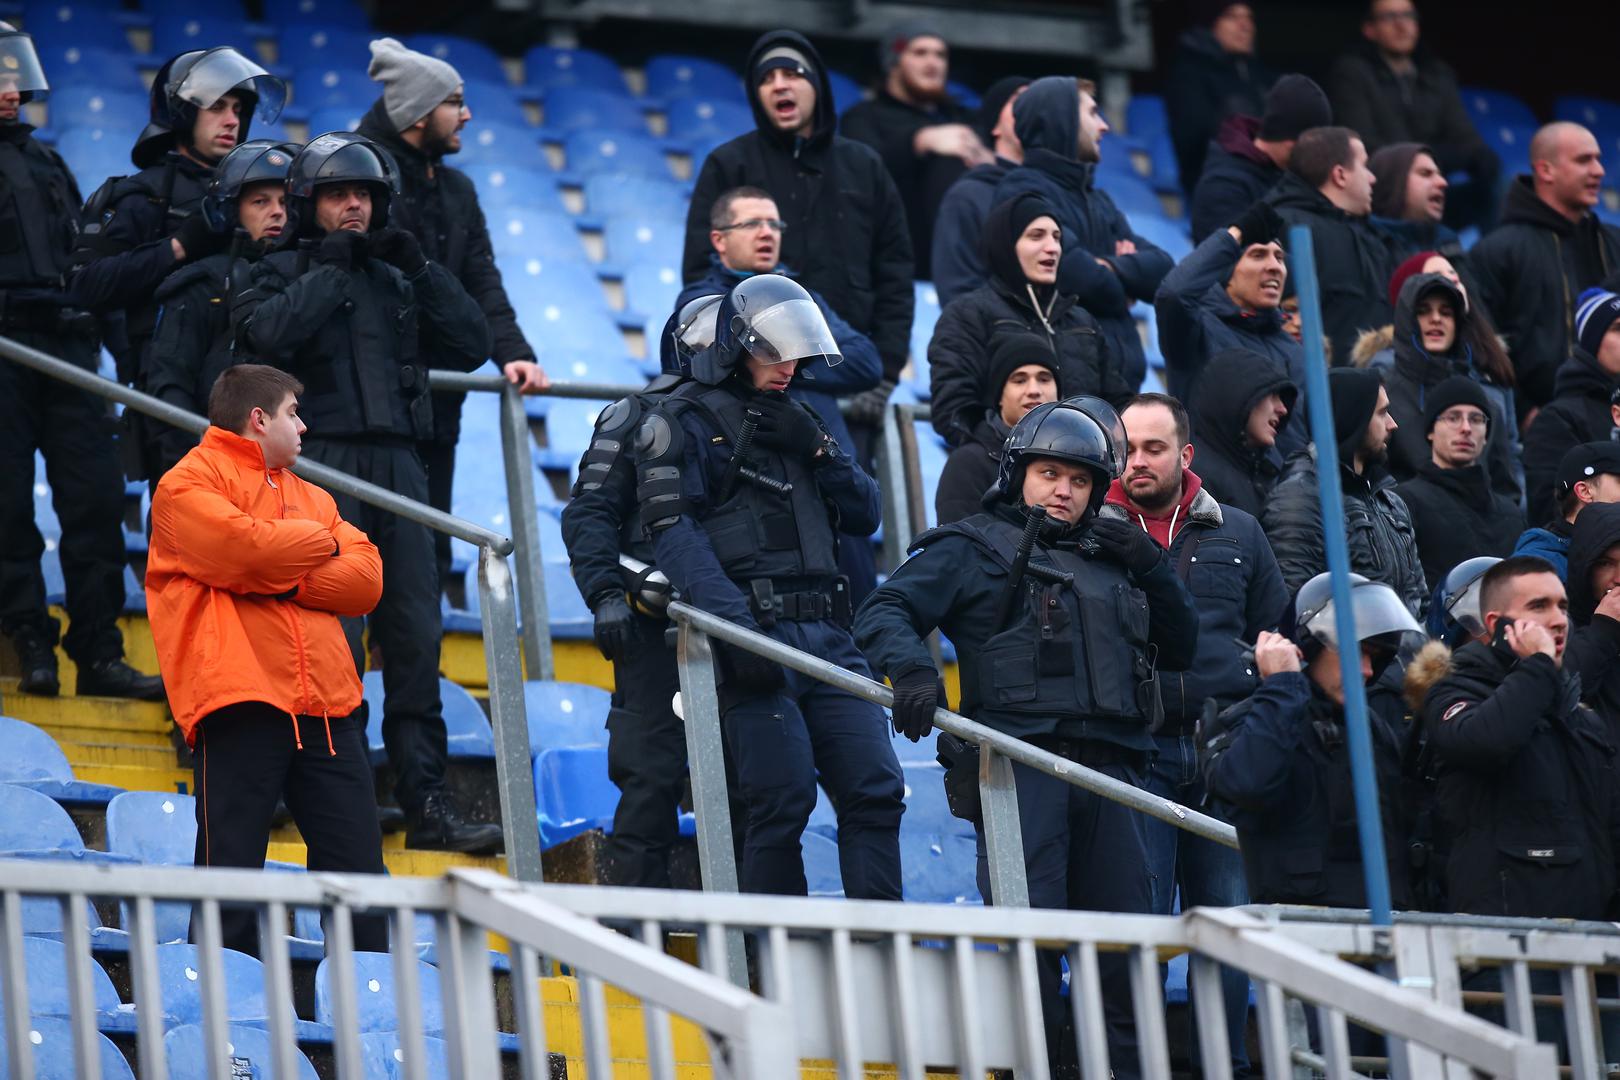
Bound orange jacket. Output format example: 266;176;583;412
146;427;383;746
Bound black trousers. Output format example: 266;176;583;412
420;438;456;591
0;327;128;663
300;438;448;815
191;702;389;957
604;612;686;887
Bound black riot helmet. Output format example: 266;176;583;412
662;293;722;376
693;274;841;385
1430;556;1501;645
134;47;286;168
1292;571;1423;675
993;395;1127;513
288;131;400;233
202;139;299;234
0;22;50;106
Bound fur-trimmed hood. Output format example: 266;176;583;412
1402;639;1453;713
1352;325;1394;369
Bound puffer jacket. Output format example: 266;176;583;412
146;427;383;744
1186;347;1297;519
1522;347;1620;524
1263;445;1429;616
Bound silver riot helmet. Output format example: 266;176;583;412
662;293;722;376
0;23;49;106
693;274;841;385
1437;556;1502;642
1293;572;1424;667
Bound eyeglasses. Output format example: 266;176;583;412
719;218;788;233
1436;408;1488;428
440;96;467;111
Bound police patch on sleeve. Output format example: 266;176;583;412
1440;701;1469;723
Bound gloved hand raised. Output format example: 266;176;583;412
1088;516;1163;576
716;640;787;694
172;212;228;262
889;668;942;742
1231;200;1285;250
752;394;827;462
843;378;896;428
315;228;368;271
589;591;634;663
369;227;427;276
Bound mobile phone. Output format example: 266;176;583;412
1490;617;1516;649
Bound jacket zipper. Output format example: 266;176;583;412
273;471;315;712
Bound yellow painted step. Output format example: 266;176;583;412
36;722;173;751
72;763;192;794
1;681;171;730
52;740;176;770
270;824;410;851
265;841;504;878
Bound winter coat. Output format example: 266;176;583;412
841;90;974;280
1266;172;1399;365
1472;177;1620;407
1164;28;1273;191
1189;114;1282;244
995;76;1173;390
1522;348;1620;524
1185;347;1296;519
931;158;1015;304
1418;639;1620;920
1511;522;1573;582
935;414;1007;525
1154;226;1308;456
680;31;914;379
1566;503;1620;728
146;427;383;744
1352;273;1523;501
1328;42;1494;177
1264;446;1429;617
1397;461;1525;587
357;101;534;443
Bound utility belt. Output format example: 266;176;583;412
746;576;851;629
935;731;1147;828
1026;734;1148;771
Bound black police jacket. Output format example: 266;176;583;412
232;241;491;440
1205;670;1412;908
855;501;1200;752
1423;640;1620;920
0;123;83;294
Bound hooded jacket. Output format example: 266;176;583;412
1189;114;1281;244
1512;519;1574;582
357;100;534;444
1473;177;1620;407
1164;27;1272;191
932;157;1018;304
1266;171;1399;364
935;411;1009;526
927;193;1131;447
1353;273;1523;501
1328;41;1492;175
995;76;1173;390
1186;347;1297;519
1522;347;1620;524
1397;460;1525;588
146;427;383;745
679;31;914;380
1154;225;1307;457
1564;503;1620;727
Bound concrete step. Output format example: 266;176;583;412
265;841;504;878
52;739;178;770
1;679;171;730
36;721;173;751
71;762;192;795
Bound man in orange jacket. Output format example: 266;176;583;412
146;364;388;956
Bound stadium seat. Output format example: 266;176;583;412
486;206;585;259
359;1032;451;1080
276;26;374;72
899;763;980;904
582;173;687;220
292;65;374;112
540;86;649;138
522;44;629;96
33;45;141;91
644;54;739;103
458;164;561;211
534;744;617;847
664;96;753;144
462;77;531;129
562;128;671;180
947;80;980;110
262;0;370;29
1555;95;1620;132
20;2;133;56
0;1017;135;1080
1478;121;1537;173
155;943;330;1039
803;830;844;897
0;716;124;805
143;0;247;17
1460;86;1537;131
1131;213;1194;262
521;304;626;364
402;34;508;87
45;85;145;132
824;70;865;113
455;119;548;171
165;1023;319;1080
523;679;611;754
603;214;684;267
303;106;363;135
909;280;941;373
1126;93;1169;140
316;952;443;1033
150;15;264;62
0;784;132;864
0;935;125;1028
106;789;197;865
456;559;592;636
48;127;127;195
538;396;612;466
549;354;645;390
1098;132;1154;182
1105;173;1169;220
623;262;684;325
361;673;496;762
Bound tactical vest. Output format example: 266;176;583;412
573;374;684;563
0;134;78;289
921;516;1155;737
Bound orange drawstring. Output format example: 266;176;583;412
323;710;335;756
291;712;303;750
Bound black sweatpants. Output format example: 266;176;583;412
192;702;389;957
420;437;456;591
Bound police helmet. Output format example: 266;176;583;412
0;23;50;105
694;274;841;385
134;48;286;168
661;293;722;376
202;139;299;234
993;395;1128;513
1433;556;1501;643
1293;572;1423;663
288;132;400;233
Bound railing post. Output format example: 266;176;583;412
978;745;1030;908
877;402;914;571
477;548;544;883
497;381;554;681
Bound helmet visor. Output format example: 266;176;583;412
0;31;49;100
1060;394;1128;478
1302;582;1423;650
171;49;285;122
676;294;722;353
1446;576;1490;637
737;298;841;368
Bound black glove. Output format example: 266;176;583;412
369;227;428;276
1232;200;1285;249
172;212;228;262
716;640;787;694
752;394;826;462
1088;516;1163;576
590;591;634;664
315;229;368;271
890;668;942;742
843;378;896;428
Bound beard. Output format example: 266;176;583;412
1076;132;1100;164
1125;471;1179;512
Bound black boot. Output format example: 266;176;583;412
406;792;504;855
76;658;165;701
13;629;60;696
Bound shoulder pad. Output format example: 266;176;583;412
595;396;642;438
570;396;641;495
635;408;691;531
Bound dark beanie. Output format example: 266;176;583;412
986;332;1061;403
1328;367;1384;460
983;192;1056;292
1368;142;1431;221
975;75;1031;145
880;20;945;73
1258;74;1332;142
1423;375;1492;433
1576;288;1620;358
1190;0;1243;27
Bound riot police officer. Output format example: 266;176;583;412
854;396;1200;1075
0;22;162;700
69;46;285;483
144;137;301;480
559;294;718;888
636;275;905;899
232;132;499;853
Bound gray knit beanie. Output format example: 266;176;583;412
368;37;462;132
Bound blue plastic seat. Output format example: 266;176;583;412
622;262;684;324
899;763;980;903
540;86;648;137
0;784;123;859
1104;173;1167;220
1556;95;1620;132
909;280;941;370
316;952;443;1033
0;717;124;805
293;64;373;111
0;935;125;1027
582;173;686;220
155;943;329;1039
523;679;610;754
664;96;753;143
303;107;363;136
603;214;684;267
1130;213;1194;263
32;45;141;91
359;1032;451;1080
21;2;133;55
455;119;548;170
151;15;264;62
143;0;247;17
106;789;195;864
520;304;626;363
458;164;560;210
1478;121;1537;174
403;34;508;87
361;673;495;761
539;397;612;467
53;127;129;192
276;26;373;72
486;206;585;259
1126;93;1169;140
1460;87;1537;131
454;78;530;129
262;0;370;29
523;45;629;96
548;354;645;390
0;1016;134;1080
164;1023;319;1080
644;54;738;103
534;744;617;847
44;86;146;132
947;80;980;110
803;830;844;897
824;70;864;113
563;129;671;180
